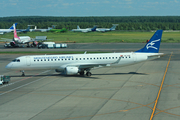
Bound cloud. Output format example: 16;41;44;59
104;1;110;3
174;0;179;3
86;2;99;4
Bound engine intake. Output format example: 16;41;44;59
65;67;79;75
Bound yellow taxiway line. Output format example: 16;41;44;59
150;52;173;120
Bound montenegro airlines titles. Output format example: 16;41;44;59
6;30;164;77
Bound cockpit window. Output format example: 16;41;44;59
12;59;20;62
12;59;16;62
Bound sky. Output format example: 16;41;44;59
0;0;180;17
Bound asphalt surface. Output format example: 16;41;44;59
0;43;180;120
0;43;180;53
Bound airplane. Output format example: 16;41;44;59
16;25;32;33
30;25;55;32
5;30;164;77
71;25;97;33
96;24;118;32
2;24;47;48
0;23;17;34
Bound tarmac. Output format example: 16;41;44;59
0;43;180;120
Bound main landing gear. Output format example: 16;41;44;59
86;72;92;77
79;70;92;77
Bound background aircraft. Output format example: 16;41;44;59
1;24;47;48
71;25;97;32
30;25;56;32
96;24;118;32
6;30;164;77
16;25;34;33
0;23;17;34
49;28;68;33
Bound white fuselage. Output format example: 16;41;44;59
5;52;163;71
72;28;91;33
96;28;111;32
14;36;31;44
0;29;13;34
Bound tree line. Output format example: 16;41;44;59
0;16;180;30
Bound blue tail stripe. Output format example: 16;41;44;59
91;26;97;31
135;30;163;53
9;23;17;29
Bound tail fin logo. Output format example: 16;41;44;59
146;39;160;50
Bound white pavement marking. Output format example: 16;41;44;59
0;70;52;96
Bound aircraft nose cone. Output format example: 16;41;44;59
5;63;12;70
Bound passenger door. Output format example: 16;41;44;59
26;56;31;66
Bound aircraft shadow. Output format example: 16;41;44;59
9;74;99;79
9;72;147;79
94;72;148;76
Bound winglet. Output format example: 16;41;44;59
135;30;163;53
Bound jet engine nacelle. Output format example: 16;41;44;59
65;67;79;75
10;41;16;47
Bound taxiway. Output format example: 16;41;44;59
0;43;180;120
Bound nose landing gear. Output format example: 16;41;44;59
21;70;25;76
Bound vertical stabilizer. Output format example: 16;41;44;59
135;30;163;53
77;25;80;29
91;26;97;31
9;23;17;29
110;24;118;30
13;24;20;40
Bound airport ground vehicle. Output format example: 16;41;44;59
38;42;67;49
0;75;10;85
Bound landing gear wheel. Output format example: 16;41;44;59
79;71;85;76
21;71;25;76
22;73;25;76
86;72;92;77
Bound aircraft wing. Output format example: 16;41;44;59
29;36;47;42
66;57;121;69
